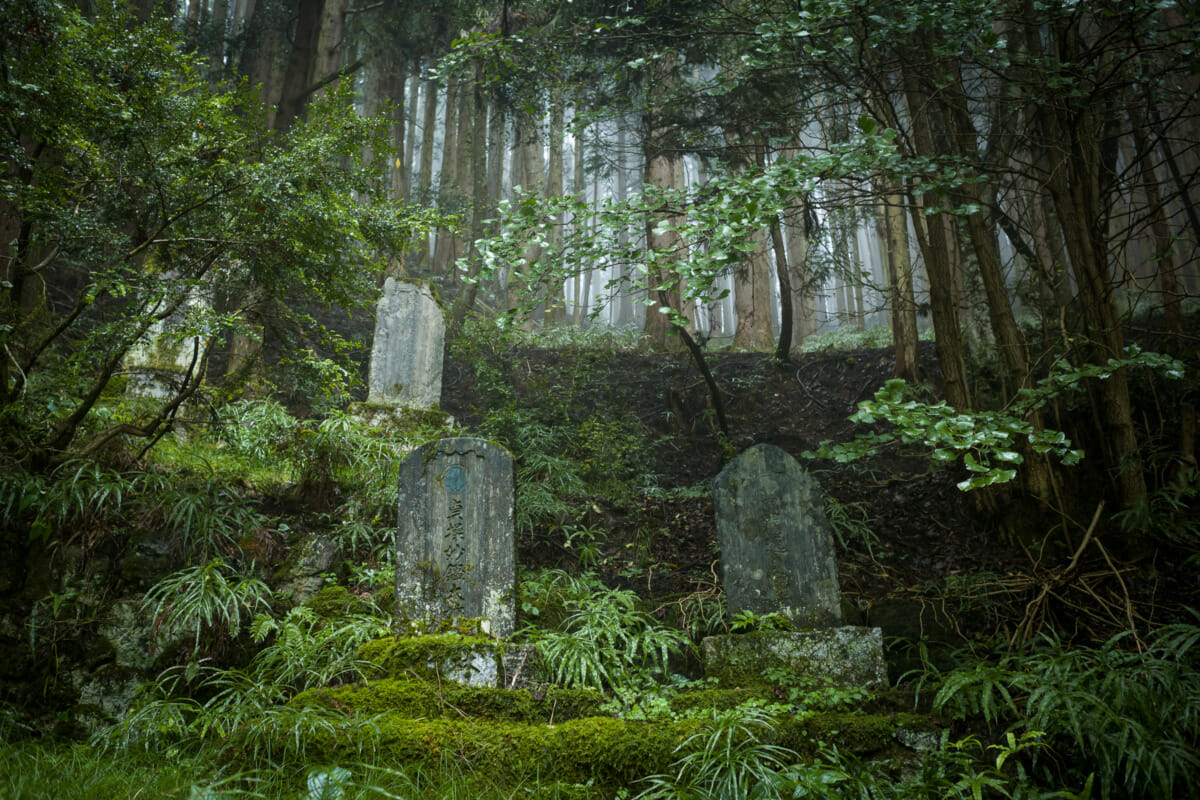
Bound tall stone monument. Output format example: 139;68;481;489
367;278;444;409
396;437;516;637
125;289;211;399
706;443;886;688
712;443;842;627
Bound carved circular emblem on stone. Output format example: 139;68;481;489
443;465;465;493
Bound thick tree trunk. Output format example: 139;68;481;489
273;0;322;131
902;64;971;410
732;227;775;351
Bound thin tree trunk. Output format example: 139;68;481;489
881;185;920;381
543;88;566;325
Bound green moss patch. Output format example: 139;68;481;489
294;678;604;723
300;714;702;788
358;633;501;681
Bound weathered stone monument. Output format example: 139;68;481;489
396;437;516;638
706;443;886;687
367;278;444;410
124;289;210;399
713;443;842;627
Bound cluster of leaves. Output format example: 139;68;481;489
922;622;1200;799
0;456;270;558
518;569;688;693
807;348;1186;490
104;594;391;763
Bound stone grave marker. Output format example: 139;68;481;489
712;442;842;627
395;437;516;637
367;278;444;409
125;289;211;399
707;443;886;687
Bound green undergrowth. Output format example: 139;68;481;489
294;677;606;723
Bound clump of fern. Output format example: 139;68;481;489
924;621;1200;799
519;569;688;693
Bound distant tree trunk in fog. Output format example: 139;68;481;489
543;88;567;325
880;186;919;382
614;117;636;328
431;76;459;276
732;226;775;351
642;54;686;350
449;63;490;331
402;61;419;200
1133;122;1184;346
413;71;439;269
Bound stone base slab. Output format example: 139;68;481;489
701;627;887;688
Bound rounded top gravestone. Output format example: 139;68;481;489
712;443;842;628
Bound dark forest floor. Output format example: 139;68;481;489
437;335;1186;650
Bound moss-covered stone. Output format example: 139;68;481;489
702;628;887;688
358;633;504;685
300;713;702;788
293;677;604;723
776;710;929;758
303;585;373;619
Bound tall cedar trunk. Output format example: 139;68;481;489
769;219;794;362
431;76;459;276
614;116;636;328
1027;13;1146;508
642;53;685;350
785;199;816;346
732;227;775;351
401;61;419;201
311;0;345;95
273;0;322;131
513;106;542;326
543;88;566;325
880;185;920;382
902;62;970;410
728;136;774;351
572;108;586;325
239;0;285;118
449;63;489;332
443;70;476;280
413;73;439;269
1132;121;1184;346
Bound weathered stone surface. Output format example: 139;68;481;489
701;628;887;688
367;278;444;409
124;289;211;399
712;443;842;627
277;535;342;604
396;437;516;637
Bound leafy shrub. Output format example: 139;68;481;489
141;558;272;652
636;704;795;800
520;570;688;692
926;622;1200;799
